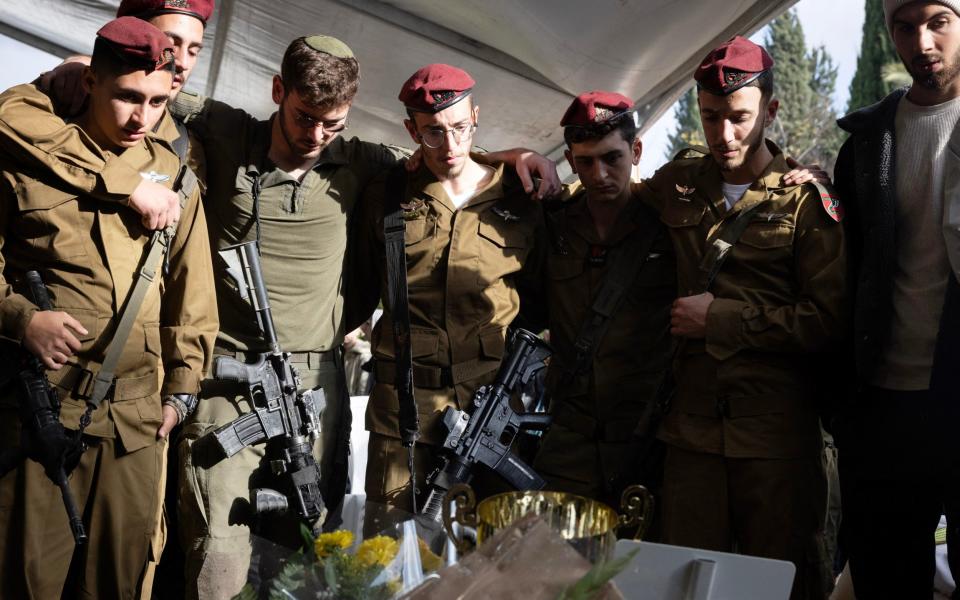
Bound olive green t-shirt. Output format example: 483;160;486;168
171;93;407;352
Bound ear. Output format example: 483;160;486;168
271;75;285;105
564;148;577;173
765;98;780;127
473;103;480;125
403;119;420;145
81;67;96;95
632;137;643;165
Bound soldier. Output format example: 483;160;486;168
166;40;556;598
532;91;674;505
633;37;847;600
0;0;215;232
0;17;217;600
835;1;960;596
0;30;559;599
353;64;547;533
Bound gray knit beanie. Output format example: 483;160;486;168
885;0;960;33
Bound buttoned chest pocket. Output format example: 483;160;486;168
660;200;708;230
477;211;532;286
16;181;89;260
402;209;438;283
739;215;795;249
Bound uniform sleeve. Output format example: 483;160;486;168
631;164;674;214
0;84;143;202
0;176;39;343
704;189;848;359
515;205;549;333
158;184;218;394
343;172;387;333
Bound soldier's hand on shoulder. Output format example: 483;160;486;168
129;179;181;231
37;57;90;118
514;150;561;200
670;293;714;338
404;148;423;172
782;157;832;187
23;310;88;370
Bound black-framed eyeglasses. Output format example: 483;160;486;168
293;109;349;134
417;122;476;149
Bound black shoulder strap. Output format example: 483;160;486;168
170;116;190;163
693;200;766;294
569;204;662;376
383;166;419;448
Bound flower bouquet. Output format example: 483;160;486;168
233;524;443;600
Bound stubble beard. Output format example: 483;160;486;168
278;108;324;159
909;48;960;92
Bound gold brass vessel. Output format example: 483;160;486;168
442;484;653;562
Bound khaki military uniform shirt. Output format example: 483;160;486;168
541;189;675;435
635;142;847;459
354;161;546;444
170;93;406;353
0;90;218;454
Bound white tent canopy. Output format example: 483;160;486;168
0;0;796;174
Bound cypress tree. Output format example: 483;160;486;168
664;87;705;160
847;0;901;111
766;10;842;168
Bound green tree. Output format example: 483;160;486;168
848;0;901;111
765;10;843;168
664;11;842;167
664;87;705;160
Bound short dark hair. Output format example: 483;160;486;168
90;37;176;78
563;111;639;147
281;37;360;109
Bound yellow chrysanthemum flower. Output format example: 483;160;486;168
314;530;354;559
356;535;399;568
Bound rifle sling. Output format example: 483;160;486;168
694;200;766;294
566;201;663;379
87;166;198;409
383;166;420;447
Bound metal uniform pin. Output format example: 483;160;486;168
140;171;171;183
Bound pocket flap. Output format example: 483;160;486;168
549;256;584;281
16;180;77;212
661;201;707;228
478;213;528;249
479;328;505;360
410;328;439;358
740;220;795;248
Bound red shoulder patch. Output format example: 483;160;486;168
813;182;843;223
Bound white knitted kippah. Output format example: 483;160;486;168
885;0;960;32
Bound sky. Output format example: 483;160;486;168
0;0;868;177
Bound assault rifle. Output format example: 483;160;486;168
0;271;87;544
208;241;327;526
420;328;553;522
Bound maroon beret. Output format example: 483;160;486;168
97;16;175;70
398;64;475;113
116;0;214;24
695;36;774;96
561;90;634;127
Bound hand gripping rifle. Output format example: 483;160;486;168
207;241;327;526
0;271;87;544
419;328;553;522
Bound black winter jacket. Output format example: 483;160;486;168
835;88;960;399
